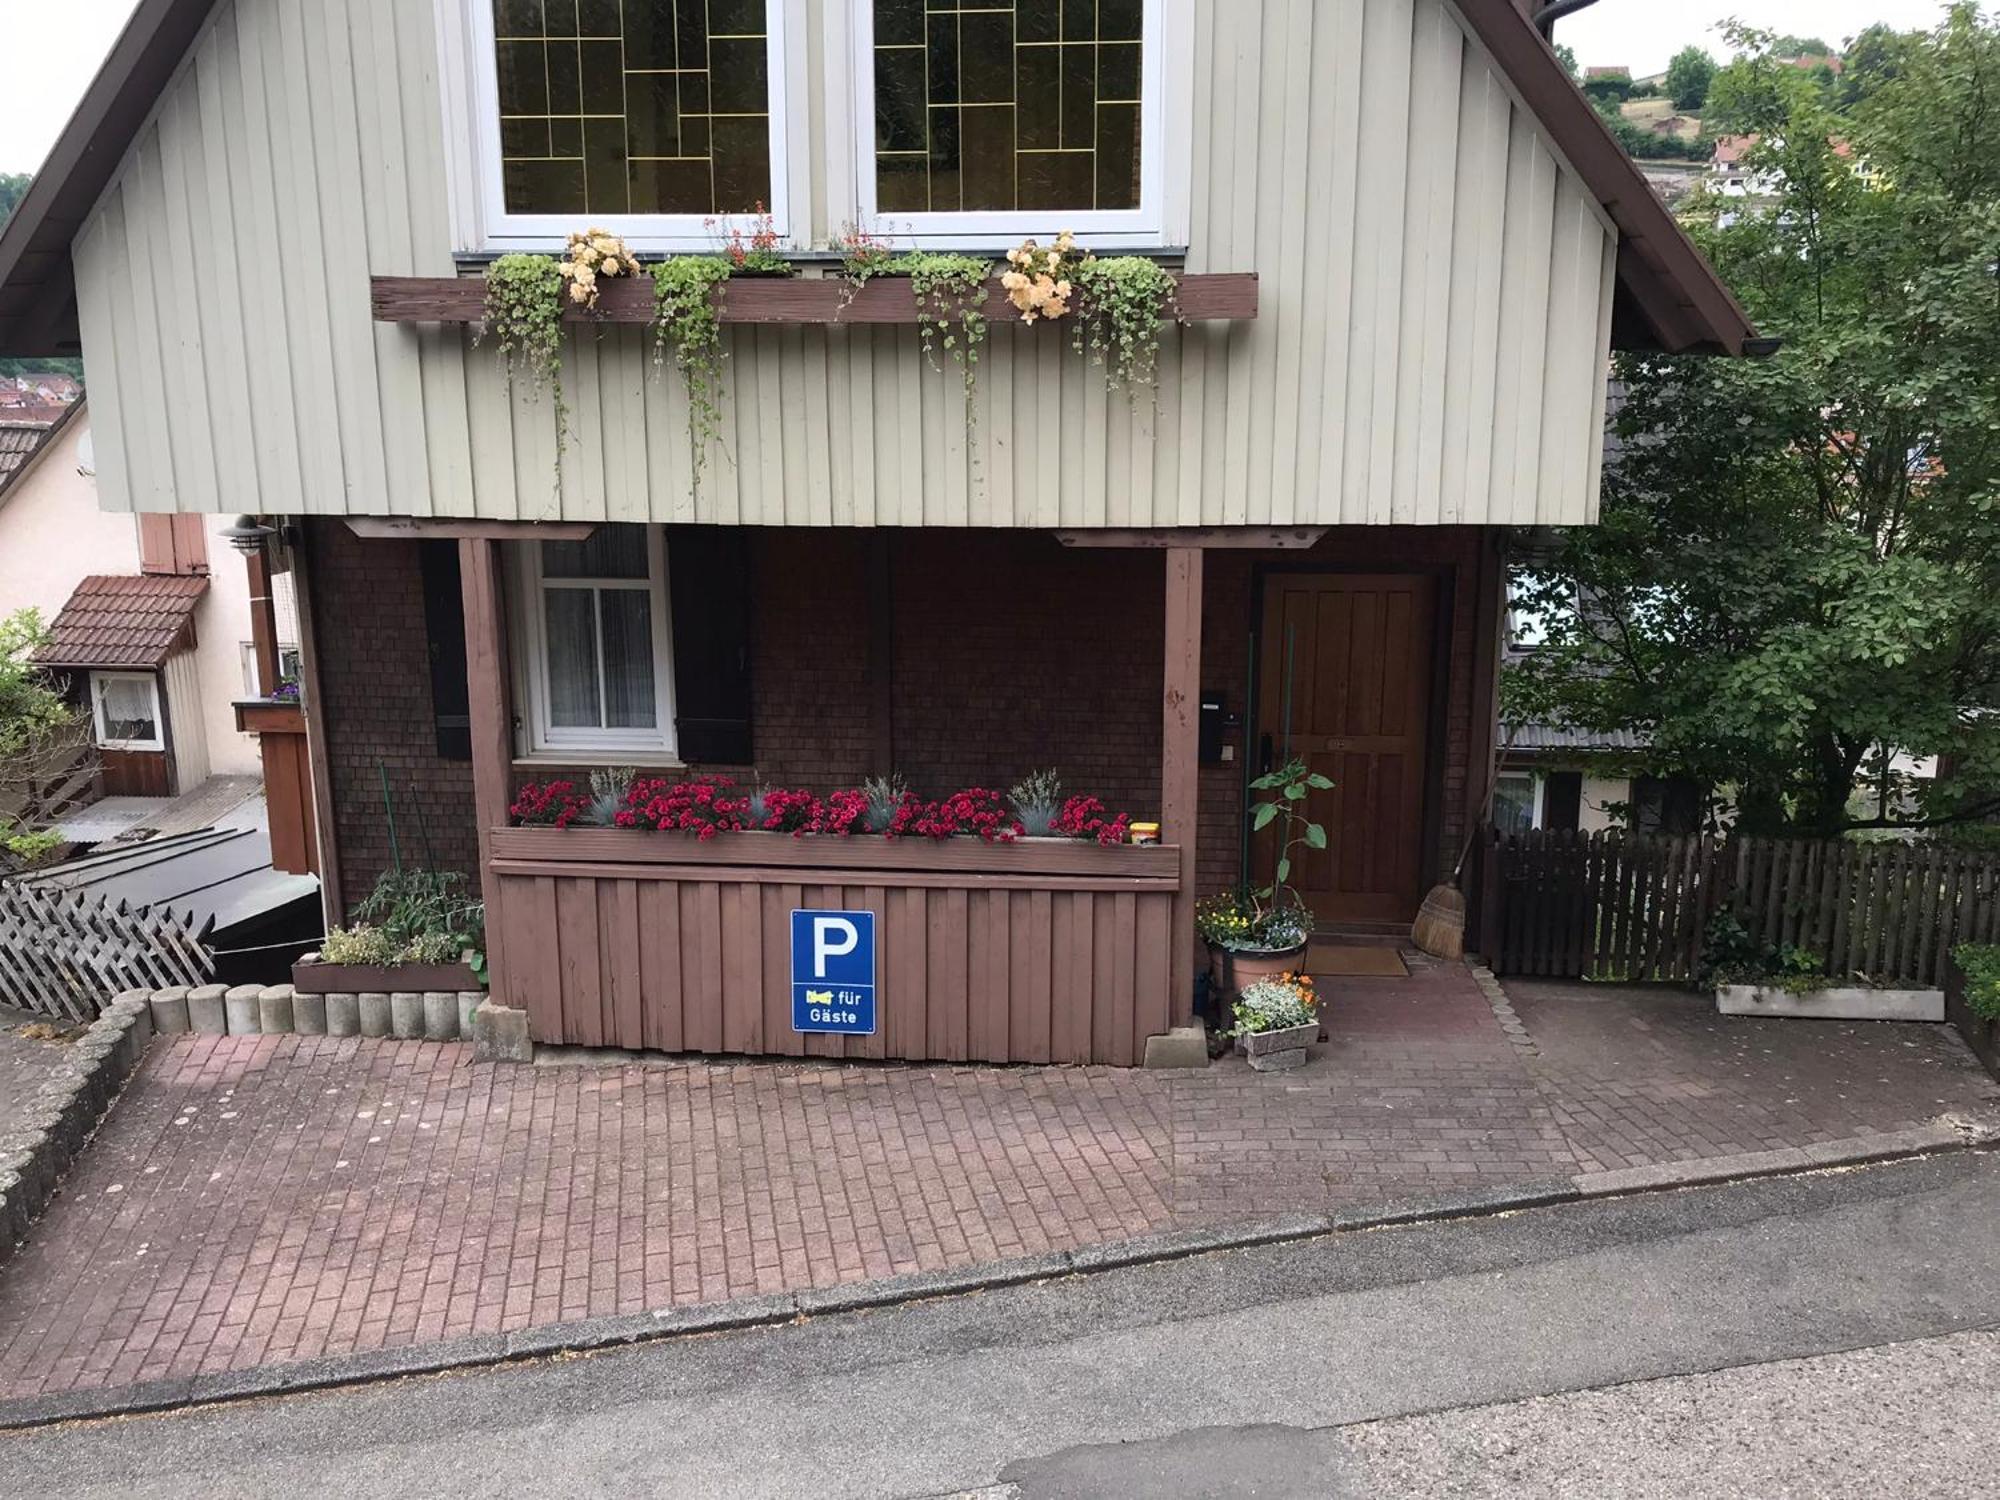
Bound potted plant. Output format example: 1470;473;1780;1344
1229;972;1321;1072
1198;757;1331;1007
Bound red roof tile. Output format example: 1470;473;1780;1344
34;573;208;670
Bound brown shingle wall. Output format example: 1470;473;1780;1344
306;520;478;913
307;523;1493;915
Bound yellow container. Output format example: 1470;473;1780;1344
1128;822;1161;845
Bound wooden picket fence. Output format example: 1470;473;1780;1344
1478;829;2000;986
0;883;213;1022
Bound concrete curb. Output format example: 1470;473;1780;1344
2;1126;1990;1432
0;992;155;1274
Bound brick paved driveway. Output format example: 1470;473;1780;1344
0;964;1993;1402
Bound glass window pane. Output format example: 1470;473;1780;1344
599;591;658;728
1492;778;1538;836
872;0;1145;213
543;525;650;579
495;0;771;216
97;677;158;743
544;589;603;728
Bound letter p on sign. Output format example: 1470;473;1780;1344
812;916;858;977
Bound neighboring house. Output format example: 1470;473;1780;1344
0;401;300;798
0;0;1754;1056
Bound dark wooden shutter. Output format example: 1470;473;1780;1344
668;527;753;764
417;541;472;761
1543;771;1583;832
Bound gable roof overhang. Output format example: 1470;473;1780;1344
34;572;209;671
0;0;1757;359
0;396;87;507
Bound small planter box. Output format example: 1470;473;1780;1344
1716;984;1944;1023
1237;1020;1319;1072
293;958;482;994
1944;961;2000;1083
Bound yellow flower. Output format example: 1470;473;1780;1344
568;282;592;303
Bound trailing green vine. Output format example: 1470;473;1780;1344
481;253;569;487
891;251;991;418
650;255;735;495
1072;255;1178;395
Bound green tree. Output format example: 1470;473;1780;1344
1665;45;1716;110
0;610;90;867
0;173;27;230
1508;8;2000;837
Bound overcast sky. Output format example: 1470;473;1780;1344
0;1;1982;177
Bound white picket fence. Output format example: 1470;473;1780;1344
0;884;213;1022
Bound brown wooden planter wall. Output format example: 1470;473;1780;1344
486;828;1180;1066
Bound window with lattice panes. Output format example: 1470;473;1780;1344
859;0;1166;245
472;1;789;248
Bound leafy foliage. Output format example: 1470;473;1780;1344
894;251;991;416
651;254;735;495
1071;256;1176;395
1954;943;2000;1020
348;866;484;963
1007;768;1064;837
0;173;26;230
1229;973;1318;1037
1665;46;1716;111
1509;9;2000;836
1248;756;1331;932
481;254;569;489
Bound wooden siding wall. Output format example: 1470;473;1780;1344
488;830;1180;1065
73;0;1617;530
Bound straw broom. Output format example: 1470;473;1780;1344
1411;723;1518;960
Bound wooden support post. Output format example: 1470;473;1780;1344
244;544;282;699
1161;546;1204;1028
459;539;514;991
289;527;344;922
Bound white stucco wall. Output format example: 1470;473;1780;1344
1579;773;1628;832
0;411;299;780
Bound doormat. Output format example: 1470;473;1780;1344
1307;944;1409;978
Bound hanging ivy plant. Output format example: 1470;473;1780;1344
650;255;735;495
1072;256;1178;395
890;251;991;417
481;253;569;486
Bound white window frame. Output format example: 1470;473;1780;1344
239;642;303;700
851;0;1172;249
512;528;679;762
457;0;796;253
90;671;165;753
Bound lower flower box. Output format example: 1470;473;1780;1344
1715;984;1944;1023
293;958;482;994
1237;1020;1320;1072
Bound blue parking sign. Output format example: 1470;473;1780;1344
791;909;876;1035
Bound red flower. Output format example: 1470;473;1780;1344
1052;795;1133;846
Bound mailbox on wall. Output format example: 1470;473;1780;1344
1200;690;1230;765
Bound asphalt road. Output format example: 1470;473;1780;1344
2;1151;1996;1499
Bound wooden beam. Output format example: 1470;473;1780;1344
1161;546;1204;1030
460;538;516;997
1056;526;1329;549
289;525;344;923
371;271;1259;326
346;517;598;541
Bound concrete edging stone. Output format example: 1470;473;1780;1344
0;991;155;1273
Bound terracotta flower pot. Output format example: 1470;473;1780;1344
1220;942;1310;993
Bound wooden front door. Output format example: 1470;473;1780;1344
1256;573;1436;926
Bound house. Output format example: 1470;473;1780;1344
0;400;301;800
0;0;1752;1063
